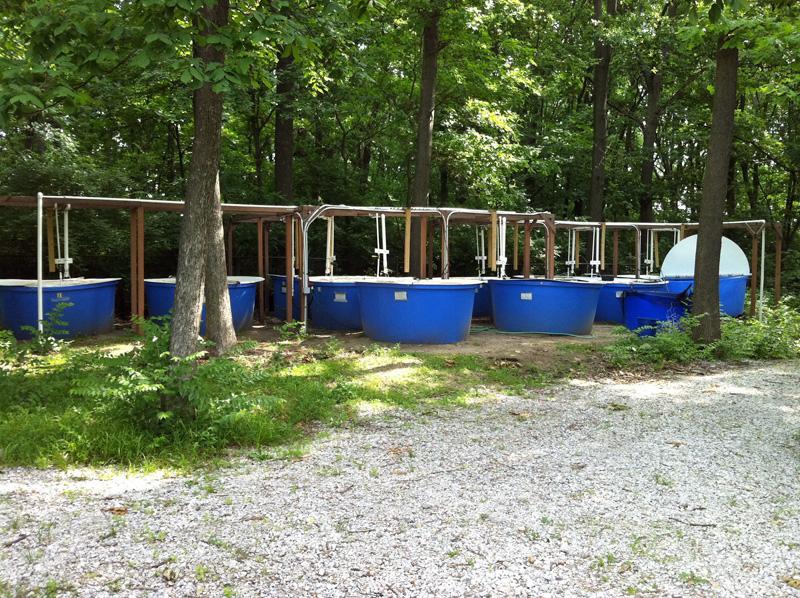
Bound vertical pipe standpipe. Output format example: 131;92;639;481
63;204;71;278
759;227;765;321
36;192;44;332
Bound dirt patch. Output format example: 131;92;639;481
241;320;619;372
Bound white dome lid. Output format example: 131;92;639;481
660;234;750;278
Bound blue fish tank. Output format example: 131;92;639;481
0;278;120;339
145;276;264;333
356;278;480;344
660;235;750;317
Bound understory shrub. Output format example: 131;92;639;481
605;299;800;367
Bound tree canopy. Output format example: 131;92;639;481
1;0;798;294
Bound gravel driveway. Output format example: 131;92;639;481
2;361;799;597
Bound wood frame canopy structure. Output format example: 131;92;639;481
0;192;782;329
552;219;778;318
0;193;299;331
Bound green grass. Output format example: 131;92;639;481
0;324;558;469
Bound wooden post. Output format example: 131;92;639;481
297;218;306;323
774;223;782;304
130;208;138;325
750;233;758;317
513;224;519;271
403;208;411;273
489;211;497;271
294;217;302;271
264;222;271;314
574;230;580;268
225;222;235;275
523;220;531;278
129;207;145;330
600;223;606;272
440;219;448;277
612;230;619;277
419;216;427;279
653;230;660;268
285;216;293;322
547;224;556;279
679;224;685;241
46;208;56;273
426;219;434;277
256;218;264;322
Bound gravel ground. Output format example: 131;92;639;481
2;361;800;597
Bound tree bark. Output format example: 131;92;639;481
639;69;661;223
274;53;295;202
589;0;616;222
692;45;738;343
170;0;233;358
410;10;440;277
203;171;236;354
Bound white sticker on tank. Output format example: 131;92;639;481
334;292;348;303
281;285;286;293
520;292;533;301
615;291;623;298
394;291;408;301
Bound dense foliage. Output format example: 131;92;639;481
1;1;798;294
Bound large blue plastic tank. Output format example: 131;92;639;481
661;234;751;317
489;278;601;335
622;290;689;336
356;279;479;344
270;274;301;321
145;276;262;333
587;278;669;323
663;275;750;317
308;276;363;331
0;278;120;339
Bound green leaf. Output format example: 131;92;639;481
8;93;44;109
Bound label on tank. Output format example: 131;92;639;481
334;292;348;303
520;292;533;301
615;291;623;298
394;291;407;301
281;285;286;293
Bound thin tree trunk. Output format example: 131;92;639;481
410;10;440;277
692;45;738;343
170;0;232;358
589;0;616;222
274;53;295;201
639;71;662;222
725;153;737;216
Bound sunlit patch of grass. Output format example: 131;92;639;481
0;324;564;469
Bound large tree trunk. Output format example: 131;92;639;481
410;10;440;277
274;53;295;201
589;0;616;222
692;45;738;343
203;171;236;354
170;0;233;358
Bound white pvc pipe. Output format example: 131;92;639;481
759;227;765;320
380;214;388;275
36;192;44;332
63;205;70;278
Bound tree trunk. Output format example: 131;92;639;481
639;71;662;222
274;53;295;201
410;10;440;277
170;0;232;358
589;0;616;222
203;172;236;354
692;45;738;343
